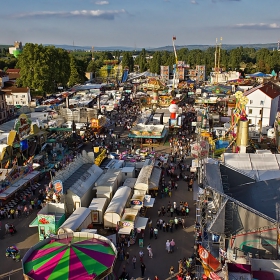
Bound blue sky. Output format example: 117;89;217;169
1;0;280;48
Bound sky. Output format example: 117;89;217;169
1;0;280;49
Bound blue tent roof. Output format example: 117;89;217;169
247;72;271;78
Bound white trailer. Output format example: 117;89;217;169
104;186;132;229
121;167;135;182
57;207;92;235
94;169;122;195
122;178;137;189
88;197;108;224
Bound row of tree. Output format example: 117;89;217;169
2;44;280;94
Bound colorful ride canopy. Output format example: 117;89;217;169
22;233;117;280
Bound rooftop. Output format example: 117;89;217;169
244;81;280;100
229;178;280;220
63;163;93;193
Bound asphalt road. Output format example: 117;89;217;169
0;213;40;279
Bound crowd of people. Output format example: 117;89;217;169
1;91;200;279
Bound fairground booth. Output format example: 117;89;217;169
29;202;66;240
0;165;40;211
118;208;148;246
128;124;168;146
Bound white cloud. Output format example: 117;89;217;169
233;23;280;29
11;9;126;20
95;1;109;5
190;0;198;4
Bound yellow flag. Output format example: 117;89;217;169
201;262;211;277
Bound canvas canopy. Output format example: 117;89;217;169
103;186;132;228
149;166;162;190
57;207;91;234
135;165;153;191
134;217;148;231
105;186;131;216
144;197;155;208
223;153;280;181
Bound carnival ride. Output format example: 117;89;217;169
172;36;178;90
200;91;249;157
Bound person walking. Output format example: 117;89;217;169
132;255;137;269
140;262;146;277
170;206;174;217
150;227;154;239
174;217;179;230
186;206;189;217
125;251;130;264
181;217;185;229
163;222;166;232
169;266;174;276
173;202;177;215
139;250;144;262
147;244;153;258
154;227;158;239
170;239;176;253
166;240;171;253
159;219;163;230
170;220;174;233
5;223;9;235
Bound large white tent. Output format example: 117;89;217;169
223;153;280;181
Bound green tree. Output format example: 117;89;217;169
228;48;242;70
122;52;134;72
16;43;70;93
149;51;161;74
161;51;171;66
68;55;84;87
256;48;271;72
87;60;97;73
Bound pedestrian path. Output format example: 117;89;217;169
114;160;196;279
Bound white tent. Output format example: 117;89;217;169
134;217;148;231
149;166;162;191
104;186;132;229
57;207;92;234
118;208;139;235
94;169;122;195
134;165;153;192
223;153;280;181
88;197;108;224
64;164;103;214
122;178;137;189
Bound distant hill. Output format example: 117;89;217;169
149;43;278;51
49;43;279;52
1;43;278;52
43;44;141;52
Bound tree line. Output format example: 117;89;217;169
1;43;280;94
